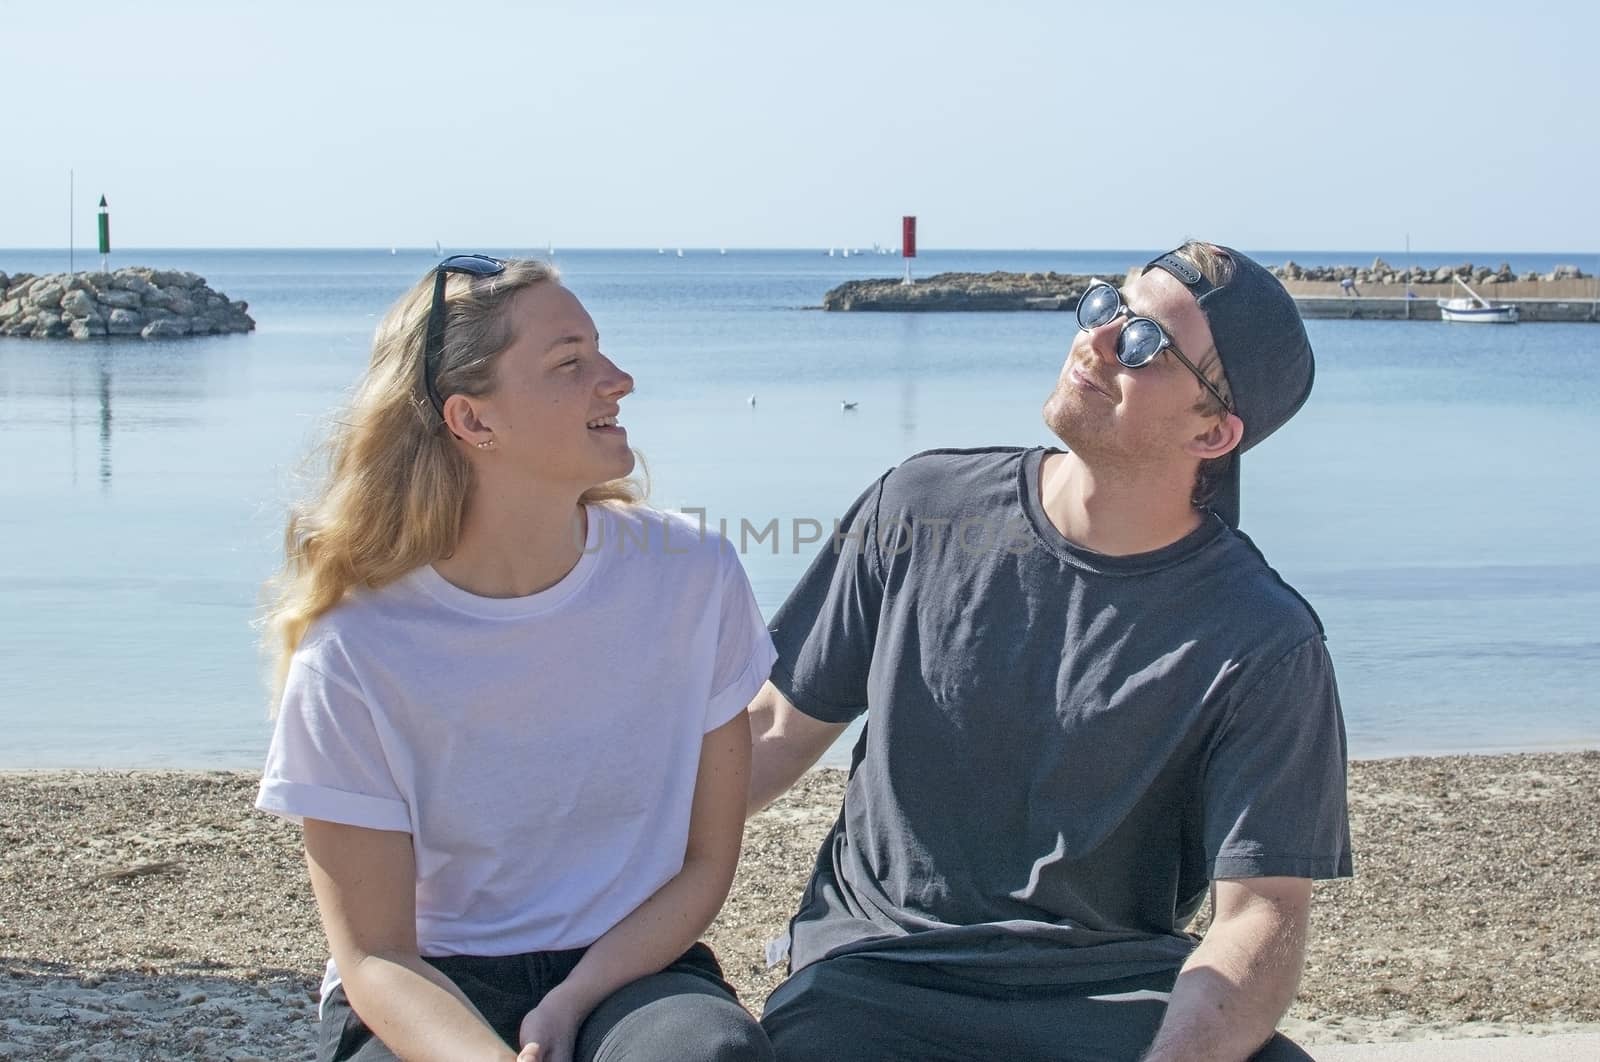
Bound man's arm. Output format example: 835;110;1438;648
746;680;847;816
1141;876;1312;1062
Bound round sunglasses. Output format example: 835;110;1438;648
1075;280;1233;414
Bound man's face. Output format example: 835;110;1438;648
1041;268;1224;466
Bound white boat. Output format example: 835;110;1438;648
1439;298;1519;323
1437;275;1519;323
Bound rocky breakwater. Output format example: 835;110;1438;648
823;271;1098;311
0;267;255;340
1274;257;1590;289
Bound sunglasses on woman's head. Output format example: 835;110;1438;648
1075;280;1234;414
421;254;508;417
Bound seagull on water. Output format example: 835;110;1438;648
840;400;859;411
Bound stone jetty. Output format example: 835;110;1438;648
822;271;1099;312
0;267;255;340
822;261;1600;321
1276;257;1589;289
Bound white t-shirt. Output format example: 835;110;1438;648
256;503;775;998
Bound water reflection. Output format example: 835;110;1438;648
97;346;112;488
895;314;922;449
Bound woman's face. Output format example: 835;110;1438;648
472;282;635;493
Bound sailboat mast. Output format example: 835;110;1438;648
1453;272;1491;308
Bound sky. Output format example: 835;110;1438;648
3;0;1596;252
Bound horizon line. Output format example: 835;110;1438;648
3;244;1598;257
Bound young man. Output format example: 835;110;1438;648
747;242;1351;1062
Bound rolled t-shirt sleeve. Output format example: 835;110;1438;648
1203;635;1354;881
767;475;888;724
705;540;779;732
255;647;411;832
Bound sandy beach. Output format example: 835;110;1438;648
3;751;1598;1059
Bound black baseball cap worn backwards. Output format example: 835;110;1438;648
1144;245;1315;529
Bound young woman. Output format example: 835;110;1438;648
257;256;776;1062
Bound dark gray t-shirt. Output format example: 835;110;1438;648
769;447;1352;985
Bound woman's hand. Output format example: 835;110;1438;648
517;988;585;1062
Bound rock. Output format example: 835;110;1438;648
97;289;141;309
0;297;25;322
151;269;200;289
109;273;152;295
1371;257;1391;273
32;311;67;338
166;293;198;316
106;308;145;335
60;289;98;317
69;317;108;339
188;317;214;335
31;281;65;306
141;318;191;338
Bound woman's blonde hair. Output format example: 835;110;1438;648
262;259;641;708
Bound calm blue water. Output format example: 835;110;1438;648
2;248;1597;768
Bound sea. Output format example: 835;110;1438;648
1;247;1597;769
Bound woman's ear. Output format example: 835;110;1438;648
1186;411;1244;461
442;394;494;449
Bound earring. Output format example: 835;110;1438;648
475;439;495;449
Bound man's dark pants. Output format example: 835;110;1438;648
761;955;1313;1062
